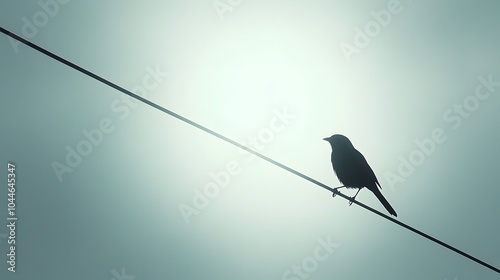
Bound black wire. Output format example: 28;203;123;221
1;26;498;274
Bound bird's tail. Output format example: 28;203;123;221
371;187;397;217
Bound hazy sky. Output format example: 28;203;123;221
1;1;500;279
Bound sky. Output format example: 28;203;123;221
1;0;500;279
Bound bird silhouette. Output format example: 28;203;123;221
323;134;397;216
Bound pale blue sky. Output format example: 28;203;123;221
1;1;500;279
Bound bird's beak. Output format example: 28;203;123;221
323;137;329;141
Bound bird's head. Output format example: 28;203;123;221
323;134;354;150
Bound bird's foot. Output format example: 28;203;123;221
348;197;355;206
332;186;344;198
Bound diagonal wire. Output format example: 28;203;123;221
1;26;498;274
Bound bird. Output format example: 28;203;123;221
323;134;397;217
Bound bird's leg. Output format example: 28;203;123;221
332;186;345;197
349;189;361;206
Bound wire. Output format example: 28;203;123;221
1;26;498;274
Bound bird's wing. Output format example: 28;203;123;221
353;149;382;189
